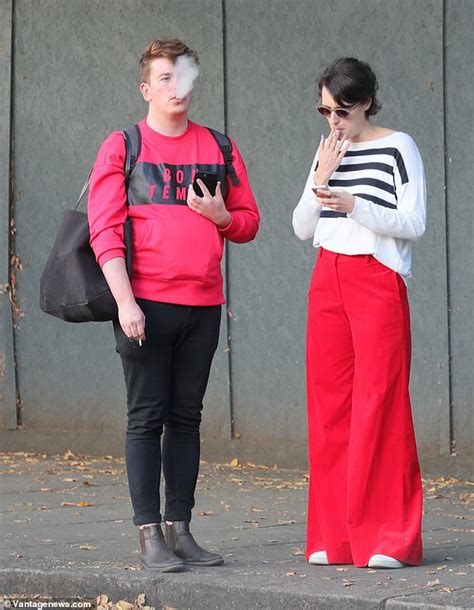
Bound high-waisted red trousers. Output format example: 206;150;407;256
306;248;423;567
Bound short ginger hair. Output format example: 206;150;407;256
139;38;199;83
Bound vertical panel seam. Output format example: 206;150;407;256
442;0;454;455
2;0;19;429
222;0;235;439
9;0;20;428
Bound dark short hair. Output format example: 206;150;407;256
318;58;381;117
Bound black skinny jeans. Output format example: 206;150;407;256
113;299;221;526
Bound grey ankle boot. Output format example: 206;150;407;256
165;521;224;566
139;524;185;572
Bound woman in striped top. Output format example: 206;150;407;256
293;58;426;569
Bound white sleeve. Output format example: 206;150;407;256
292;150;322;240
348;135;427;240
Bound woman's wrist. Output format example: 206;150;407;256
313;171;331;186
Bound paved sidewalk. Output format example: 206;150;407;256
0;452;472;609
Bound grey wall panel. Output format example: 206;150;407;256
2;0;471;472
445;0;474;460
0;0;17;430
225;0;450;463
12;0;229;446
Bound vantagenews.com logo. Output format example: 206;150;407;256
0;599;93;609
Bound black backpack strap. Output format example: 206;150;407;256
121;124;141;278
207;127;240;186
122;123;142;187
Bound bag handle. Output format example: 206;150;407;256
74;171;92;210
74;124;141;210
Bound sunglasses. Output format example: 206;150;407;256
317;102;359;118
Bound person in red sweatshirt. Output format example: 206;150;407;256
88;38;259;572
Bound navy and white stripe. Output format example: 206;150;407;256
292;131;427;279
315;146;409;218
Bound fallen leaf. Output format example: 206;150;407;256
198;511;213;516
440;587;455;593
115;601;134;610
427;579;441;587
229;458;240;468
80;545;97;551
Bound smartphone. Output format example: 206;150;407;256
193;171;219;197
312;184;330;196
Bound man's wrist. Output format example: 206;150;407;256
116;294;136;308
215;210;232;229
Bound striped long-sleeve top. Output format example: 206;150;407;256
292;132;427;278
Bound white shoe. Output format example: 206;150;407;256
308;550;329;565
368;554;405;569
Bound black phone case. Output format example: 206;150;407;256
193;172;218;197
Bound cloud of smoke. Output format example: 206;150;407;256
175;55;199;99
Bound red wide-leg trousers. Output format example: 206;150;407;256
306;248;423;567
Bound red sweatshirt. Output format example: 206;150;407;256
88;118;259;306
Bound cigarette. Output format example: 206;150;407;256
138;339;142;347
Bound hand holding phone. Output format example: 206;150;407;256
312;184;331;198
193;171;219;197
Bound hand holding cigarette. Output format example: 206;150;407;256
313;131;350;186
